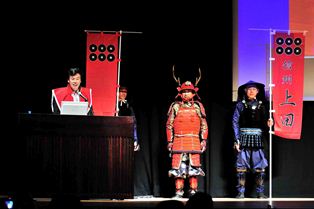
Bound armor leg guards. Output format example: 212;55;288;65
236;172;246;198
188;176;198;197
255;171;267;198
174;178;184;198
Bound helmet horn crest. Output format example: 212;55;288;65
172;65;181;86
195;67;201;86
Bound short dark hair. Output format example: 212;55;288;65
68;67;81;77
119;86;128;92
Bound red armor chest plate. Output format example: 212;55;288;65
172;106;201;152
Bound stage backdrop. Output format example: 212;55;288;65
86;32;120;116
272;32;305;140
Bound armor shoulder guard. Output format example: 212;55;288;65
194;101;206;117
167;101;180;116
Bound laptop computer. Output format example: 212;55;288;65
60;101;88;115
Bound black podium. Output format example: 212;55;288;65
17;113;134;199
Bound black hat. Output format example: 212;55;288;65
239;80;264;90
237;80;265;101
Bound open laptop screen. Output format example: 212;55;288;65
61;101;88;115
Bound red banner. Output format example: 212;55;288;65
272;32;305;140
86;32;119;116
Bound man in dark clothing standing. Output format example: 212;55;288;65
117;86;140;151
232;80;273;199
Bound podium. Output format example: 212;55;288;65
17;113;134;199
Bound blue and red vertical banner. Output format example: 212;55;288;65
272;32;305;140
86;32;120;116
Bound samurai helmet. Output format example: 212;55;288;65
172;65;202;100
177;81;198;93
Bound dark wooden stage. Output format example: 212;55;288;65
33;197;314;209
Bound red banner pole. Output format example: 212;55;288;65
269;29;275;208
115;30;123;116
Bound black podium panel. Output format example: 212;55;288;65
17;113;134;199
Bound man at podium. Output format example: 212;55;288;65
51;67;93;115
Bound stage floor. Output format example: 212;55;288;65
34;197;314;209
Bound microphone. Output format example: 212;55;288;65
77;91;88;102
